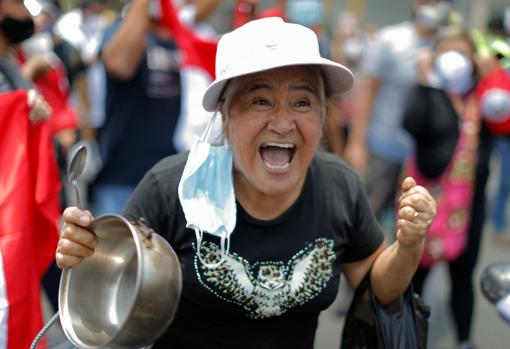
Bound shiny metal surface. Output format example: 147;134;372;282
59;214;182;348
67;145;87;208
480;262;510;304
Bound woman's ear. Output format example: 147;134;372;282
218;103;229;139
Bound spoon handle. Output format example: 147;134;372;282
71;180;82;209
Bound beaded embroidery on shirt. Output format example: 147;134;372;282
194;238;335;319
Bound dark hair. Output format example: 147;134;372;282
435;25;476;53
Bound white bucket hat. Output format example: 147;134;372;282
202;17;355;112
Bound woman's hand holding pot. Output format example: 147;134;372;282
56;207;98;268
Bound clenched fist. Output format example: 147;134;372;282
397;177;437;249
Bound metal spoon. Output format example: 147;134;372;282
30;145;89;348
67;144;87;208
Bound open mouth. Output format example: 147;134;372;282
259;142;296;171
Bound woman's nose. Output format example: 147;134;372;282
267;106;296;135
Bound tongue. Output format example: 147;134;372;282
261;147;291;166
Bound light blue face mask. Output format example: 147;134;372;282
178;112;236;268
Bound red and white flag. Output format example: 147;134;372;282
159;0;219;150
0;90;60;349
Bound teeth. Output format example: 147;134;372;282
263;161;291;170
262;143;295;149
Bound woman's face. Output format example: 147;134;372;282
223;66;323;201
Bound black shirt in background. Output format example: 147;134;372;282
403;84;460;179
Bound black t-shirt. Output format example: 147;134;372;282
123;151;384;348
94;21;182;187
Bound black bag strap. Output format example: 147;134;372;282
353;268;372;298
343;268;372;322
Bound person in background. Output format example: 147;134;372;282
483;15;510;244
0;0;51;126
344;0;451;222
490;122;510;245
21;0;80;159
92;0;221;216
54;0;113;133
19;0;82;313
28;0;86;89
55;18;437;348
91;0;184;215
0;1;51;127
402;26;481;349
325;10;375;157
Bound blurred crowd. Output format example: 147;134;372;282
1;0;510;348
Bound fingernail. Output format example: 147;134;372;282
79;216;90;224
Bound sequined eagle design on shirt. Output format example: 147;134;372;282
195;239;335;319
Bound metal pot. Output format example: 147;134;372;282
59;214;182;348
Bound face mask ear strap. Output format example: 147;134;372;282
193;226;229;269
219;228;230;262
200;111;219;143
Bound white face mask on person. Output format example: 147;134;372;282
428;50;474;95
178;112;236;268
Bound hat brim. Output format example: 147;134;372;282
202;58;355;112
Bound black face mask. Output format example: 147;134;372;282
0;16;35;44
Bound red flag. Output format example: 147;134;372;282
16;50;79;135
0;90;60;349
34;63;79;134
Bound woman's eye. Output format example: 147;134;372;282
294;99;311;108
253;98;271;106
251;97;272;109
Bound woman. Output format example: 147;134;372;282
402;26;481;349
56;17;436;348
